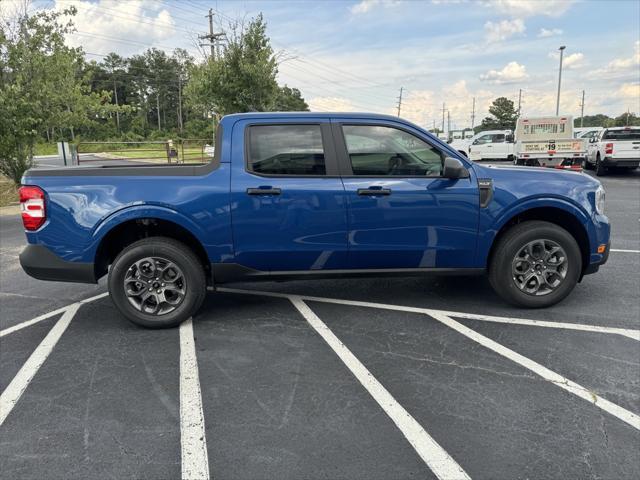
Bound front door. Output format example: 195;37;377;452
230;120;348;272
333;121;480;269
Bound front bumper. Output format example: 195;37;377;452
583;240;610;276
20;244;97;284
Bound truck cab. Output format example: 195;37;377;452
585;126;640;175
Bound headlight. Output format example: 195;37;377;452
595;185;605;215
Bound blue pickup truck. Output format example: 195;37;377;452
19;112;610;328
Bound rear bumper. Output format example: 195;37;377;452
20;244;97;284
603;157;640;168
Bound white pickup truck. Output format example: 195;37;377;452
585;126;640;176
514;116;584;170
451;130;515;161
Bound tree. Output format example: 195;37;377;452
273;85;309;111
0;6;121;183
613;112;640;126
479;97;518;131
186;15;286;116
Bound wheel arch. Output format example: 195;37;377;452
92;206;210;281
486;204;591;276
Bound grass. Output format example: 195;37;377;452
33;143;58;156
0;175;19;208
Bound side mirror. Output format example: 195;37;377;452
589;137;596;143
443;157;470;179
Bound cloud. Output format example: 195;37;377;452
482;0;576;18
349;0;401;14
591;41;640;78
308;96;359;112
480;61;529;84
484;18;525;43
616;83;640;99
53;0;177;56
538;28;563;38
548;51;585;69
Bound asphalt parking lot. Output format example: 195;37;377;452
1;168;638;479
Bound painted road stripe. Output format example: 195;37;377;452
179;318;210;480
611;249;640;253
0;303;80;426
0;292;109;338
428;311;640;431
290;297;471;480
218;288;640;341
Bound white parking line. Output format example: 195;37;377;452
0;291;109;338
290;297;470;480
223;288;640;431
179;318;210;480
428;311;640;431
218;288;640;341
611;248;640;253
0;304;80;426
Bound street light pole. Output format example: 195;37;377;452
555;45;566;116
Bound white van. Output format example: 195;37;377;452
467;130;515;161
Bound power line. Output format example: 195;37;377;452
198;9;225;59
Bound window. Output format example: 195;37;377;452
491;134;506;143
247;125;326;175
602;129;640;141
473;135;493;145
342;125;443;176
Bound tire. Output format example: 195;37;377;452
488;221;582;308
595;154;607;176
583;156;594;170
108;237;207;328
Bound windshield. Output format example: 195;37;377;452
602;129;640;140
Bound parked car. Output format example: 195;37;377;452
19;112;610;328
467;130;515;161
514;116;584;170
585;126;640;175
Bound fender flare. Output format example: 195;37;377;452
87;204;208;256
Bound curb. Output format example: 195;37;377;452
0;205;20;216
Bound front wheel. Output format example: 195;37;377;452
489;221;582;308
108;237;207;328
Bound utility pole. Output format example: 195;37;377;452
517;89;522;116
579;90;585;127
113;76;120;133
471;97;476;129
556;45;566;115
396;87;403;117
441;102;446;134
177;75;183;133
447;110;451;138
199;9;225;60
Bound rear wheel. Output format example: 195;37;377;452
595;154;607;176
108;237;206;328
489;221;582;308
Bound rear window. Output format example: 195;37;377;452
602;129;640;141
247;124;326;175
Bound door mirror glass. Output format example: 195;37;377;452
443;157;470;179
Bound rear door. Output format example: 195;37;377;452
333;120;480;269
230;119;348;272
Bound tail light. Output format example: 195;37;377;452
605;143;614;154
19;186;46;231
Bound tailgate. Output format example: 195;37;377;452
611;140;640;158
520;139;584;155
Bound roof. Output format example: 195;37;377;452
221;111;405;122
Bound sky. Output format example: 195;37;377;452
5;0;640;130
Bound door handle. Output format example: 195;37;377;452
357;187;391;196
247;187;281;195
